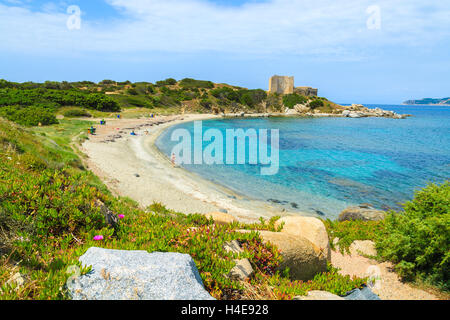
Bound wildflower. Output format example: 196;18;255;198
118;214;125;219
93;235;104;241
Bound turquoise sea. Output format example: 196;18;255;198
156;105;450;219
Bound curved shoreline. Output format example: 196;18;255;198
81;114;295;223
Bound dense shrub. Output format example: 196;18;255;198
156;78;177;87
179;78;214;89
99;80;116;85
63;108;92;118
308;99;325;109
238;89;267;108
127;88;138;95
376;182;450;290
210;87;240;101
282;94;307;109
0;105;58;126
200;98;213;109
0;88;120;112
158;94;181;107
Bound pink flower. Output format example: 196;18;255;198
118;214;125;219
93;235;104;241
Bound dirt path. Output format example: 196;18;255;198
331;249;438;300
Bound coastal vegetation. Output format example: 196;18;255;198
282;93;307;109
325;181;449;292
63;108;92;118
0;78;342;126
0;87;120;112
377;182;449;291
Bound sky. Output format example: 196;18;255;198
0;0;449;104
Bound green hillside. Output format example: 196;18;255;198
0;78;340;126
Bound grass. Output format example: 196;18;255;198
324;219;386;254
0;117;368;300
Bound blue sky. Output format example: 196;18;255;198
0;0;449;104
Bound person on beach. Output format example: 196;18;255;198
130;130;137;136
171;153;176;167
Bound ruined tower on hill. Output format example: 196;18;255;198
268;75;318;97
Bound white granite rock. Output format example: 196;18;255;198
67;247;215;300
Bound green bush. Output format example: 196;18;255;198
0;88;120;112
376;182;450;290
282;94;307;109
210;87;239;101
238;89;267;108
63;109;92;118
200;98;213;109
156;78;177;87
308;99;325;109
0;105;58;126
179;78;214;89
127;88;138;95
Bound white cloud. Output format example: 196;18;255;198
0;0;449;59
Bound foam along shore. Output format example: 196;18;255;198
81;114;287;223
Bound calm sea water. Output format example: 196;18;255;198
156;105;450;219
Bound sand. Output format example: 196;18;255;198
331;249;438;300
81;114;282;223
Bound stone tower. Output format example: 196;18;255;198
268;75;318;97
269;75;294;94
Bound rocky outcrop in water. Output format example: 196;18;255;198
342;105;410;119
280;102;410;119
338;205;386;222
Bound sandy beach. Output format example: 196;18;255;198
81;114;286;223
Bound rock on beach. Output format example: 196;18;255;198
68;247;214;300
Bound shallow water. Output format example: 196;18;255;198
156;105;450;219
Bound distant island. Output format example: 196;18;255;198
403;97;450;106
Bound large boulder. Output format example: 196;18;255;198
294;104;310;113
275;216;331;261
253;231;327;281
285;108;298;115
349;112;363;118
293;290;345;300
67;247;214;300
344;287;381;300
204;212;237;225
228;259;254;281
338;205;386;222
